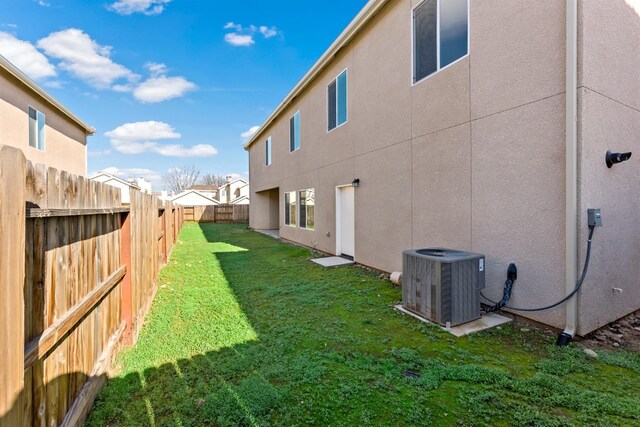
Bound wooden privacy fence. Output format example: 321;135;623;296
0;146;184;427
183;204;249;223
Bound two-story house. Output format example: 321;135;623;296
0;55;94;176
245;0;640;336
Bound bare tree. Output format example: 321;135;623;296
163;165;200;194
200;173;227;187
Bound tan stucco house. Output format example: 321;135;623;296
0;55;93;176
245;0;640;337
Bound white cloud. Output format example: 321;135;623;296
36;0;50;6
223;22;279;46
240;125;260;139
134;75;197;103
105;121;218;157
259;26;278;38
43;80;63;89
108;0;171;15
145;62;167;76
0;32;56;80
37;28;138;89
87;149;112;157
224;33;254;47
224;22;242;31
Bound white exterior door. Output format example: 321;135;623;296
338;186;355;258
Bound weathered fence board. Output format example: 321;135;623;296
0;146;26;427
0;145;184;427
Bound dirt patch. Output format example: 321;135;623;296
577;310;640;352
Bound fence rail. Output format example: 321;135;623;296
0;145;184;427
183;204;249;223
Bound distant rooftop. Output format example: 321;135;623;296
190;185;219;191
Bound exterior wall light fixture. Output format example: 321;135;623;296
352;178;360;187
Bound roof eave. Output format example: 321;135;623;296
243;0;390;151
0;55;96;135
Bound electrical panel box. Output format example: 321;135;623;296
402;248;485;327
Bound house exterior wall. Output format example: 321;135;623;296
0;67;88;176
90;176;133;204
247;0;639;334
172;192;217;206
575;0;640;335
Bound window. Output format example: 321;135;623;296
285;191;297;226
299;189;315;230
328;70;347;131
28;106;46;151
413;0;468;84
265;137;272;166
289;111;300;152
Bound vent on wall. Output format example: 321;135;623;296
402;248;485;327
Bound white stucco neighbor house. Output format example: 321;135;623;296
217;178;250;204
90;172;141;204
171;189;220;206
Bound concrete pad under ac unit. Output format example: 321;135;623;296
394;305;512;337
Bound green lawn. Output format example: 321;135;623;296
86;223;640;426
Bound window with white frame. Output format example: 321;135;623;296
28;106;46;151
265;137;272;166
413;0;468;84
285;191;297;226
328;70;347;131
289;111;300;152
298;189;315;230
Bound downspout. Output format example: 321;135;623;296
558;0;579;345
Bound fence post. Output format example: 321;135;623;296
0;146;26;426
120;212;133;346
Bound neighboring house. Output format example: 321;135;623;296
189;184;218;200
129;177;152;194
90;172;141;204
171;189;220;206
0;55;94;176
217;178;250;204
245;0;640;336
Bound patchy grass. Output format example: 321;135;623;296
86;223;640;426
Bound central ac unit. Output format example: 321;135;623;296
402;248;485;327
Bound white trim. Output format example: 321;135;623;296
335;184;354;257
244;0;392;150
89;172;141;190
265;136;272;166
289;111;301;152
298;188;315;231
411;0;470;87
327;68;349;133
231;195;250;205
284;190;297;227
170;189;220;205
0;55;95;135
27;104;46;152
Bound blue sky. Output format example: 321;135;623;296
0;0;367;189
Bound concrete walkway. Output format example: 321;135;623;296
254;229;280;239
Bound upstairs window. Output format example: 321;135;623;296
289;111;300;152
299;189;315;230
28;106;46;151
285;191;297;226
328;70;347;131
265;137;272;166
413;0;468;84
